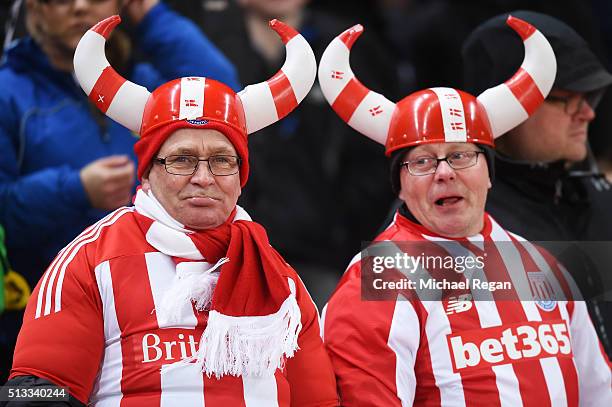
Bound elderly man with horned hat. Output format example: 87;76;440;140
5;15;338;407
320;16;611;406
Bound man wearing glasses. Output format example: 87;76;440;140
0;0;241;383
3;16;338;407
319;16;611;405
463;10;612;358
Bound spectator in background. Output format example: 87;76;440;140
167;0;398;307
462;10;612;358
589;0;612;180
0;0;239;383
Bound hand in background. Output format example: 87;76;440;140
123;0;160;25
80;155;136;211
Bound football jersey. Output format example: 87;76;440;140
323;212;611;406
11;207;338;406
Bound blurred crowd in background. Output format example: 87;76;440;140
1;0;611;384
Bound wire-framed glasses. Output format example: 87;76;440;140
153;155;241;176
401;151;484;176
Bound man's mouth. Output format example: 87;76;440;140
435;196;463;206
184;195;219;204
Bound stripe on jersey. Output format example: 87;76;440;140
91;260;123;406
493;364;524;407
243;375;279;407
388;298;420;406
112;254;163;405
160;363;204;406
539;357;568;407
35;207;133;318
411;301;442;406
487;220;552;407
145;252;198;328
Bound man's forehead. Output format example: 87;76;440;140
406;142;478;157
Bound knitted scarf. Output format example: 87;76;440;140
133;189;301;377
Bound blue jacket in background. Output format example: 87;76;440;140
0;2;240;287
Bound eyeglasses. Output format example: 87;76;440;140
39;0;112;7
153;155;241;176
401;151;484;176
545;93;591;116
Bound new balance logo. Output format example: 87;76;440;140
448;320;572;372
445;294;472;314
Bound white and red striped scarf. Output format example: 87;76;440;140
133;189;301;378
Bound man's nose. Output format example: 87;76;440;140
575;100;596;121
190;162;215;185
433;160;456;181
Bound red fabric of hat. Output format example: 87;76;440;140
134;119;250;187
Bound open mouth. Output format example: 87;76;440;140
435;197;463;206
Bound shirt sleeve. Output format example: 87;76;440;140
322;260;420;406
284;275;339;407
568;300;612;405
9;242;104;405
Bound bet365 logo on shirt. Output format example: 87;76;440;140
447;320;572;372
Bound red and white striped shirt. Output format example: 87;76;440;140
323;212;611;406
11;207;338;406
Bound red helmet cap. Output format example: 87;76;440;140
74;17;316;186
386;88;495;155
318;16;556;156
133;78;249;184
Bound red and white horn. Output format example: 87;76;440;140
238;19;317;134
317;24;396;145
73;15;151;133
478;15;556;138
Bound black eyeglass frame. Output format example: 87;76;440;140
400;150;485;176
545;93;593;116
153;155;242;176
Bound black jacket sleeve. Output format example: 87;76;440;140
0;376;85;407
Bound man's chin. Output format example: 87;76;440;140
564;146;588;163
431;216;481;238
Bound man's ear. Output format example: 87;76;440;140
141;164;153;192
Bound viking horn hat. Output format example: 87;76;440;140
317;15;557;155
73;16;317;185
